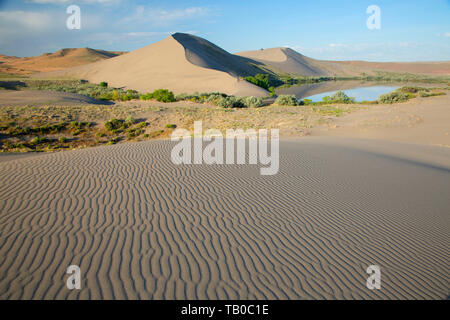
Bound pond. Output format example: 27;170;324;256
276;81;400;102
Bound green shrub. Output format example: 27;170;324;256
243;96;264;108
378;90;410;104
58;137;67;143
104;118;122;131
216;96;247;108
125;116;135;125
329;91;355;103
245;74;270;90
100;82;108;88
140;89;175;102
275;95;299;106
165;124;177;129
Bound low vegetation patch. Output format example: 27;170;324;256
275;95;299;106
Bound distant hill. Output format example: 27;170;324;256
236;47;450;77
0;48;126;75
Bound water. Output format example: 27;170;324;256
276;81;400;102
304;85;399;102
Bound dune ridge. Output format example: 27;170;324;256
237;47;450;76
34;34;268;97
0;138;448;299
0;48;124;75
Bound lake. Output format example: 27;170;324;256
276;81;400;102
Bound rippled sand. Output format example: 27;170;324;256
0;138;448;299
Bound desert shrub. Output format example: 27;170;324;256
275;95;298;106
151;89;176;102
268;86;276;97
125;116;135;125
398;86;428;94
419;91;445;97
30;137;47;144
100;82;108;88
378;90;410;104
58;137;67;143
217;96;247;108
329;91;355;103
244;74;270;90
104;118;122;131
243;96;264;108
140;89;175;102
165;124;177;129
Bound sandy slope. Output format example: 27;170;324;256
0;48;124;75
312;93;450;147
35;34;268;97
237;47;450;76
0;138;448;299
0;90;112;106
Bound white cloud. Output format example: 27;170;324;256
28;0;120;4
123;6;211;26
0;10;54;31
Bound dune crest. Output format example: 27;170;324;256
35;34;268;97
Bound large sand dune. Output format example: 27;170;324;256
0;138;448;299
36;34;268;97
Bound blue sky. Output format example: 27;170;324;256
0;0;449;61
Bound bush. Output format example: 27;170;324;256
245;74;270;90
58;137;67;143
100;82;108;88
139;89;175;102
216;96;247;108
104;118;122;131
165;124;177;129
328;91;354;103
275;95;299;106
243;96;264;108
125;116;135;125
378;90;410;104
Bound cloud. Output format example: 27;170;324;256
286;42;450;62
28;0;120;4
0;10;54;32
123;6;211;26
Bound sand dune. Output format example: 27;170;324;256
237;47;450;76
36;34;268;97
0;138;448;299
0;48;124;75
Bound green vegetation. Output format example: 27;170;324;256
321;91;355;104
100;81;108;88
275;95;299;106
0;79;139;101
378;90;410;104
245;74;270;90
165;124;177;129
140;89;176;102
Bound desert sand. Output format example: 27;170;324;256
0;137;448;300
313;92;450;147
36;34;268;97
237;47;450;76
0;90;112;107
0;48;124;75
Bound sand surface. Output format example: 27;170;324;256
313;93;450;147
0;90;112;107
35;34;268;97
0;138;448;299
